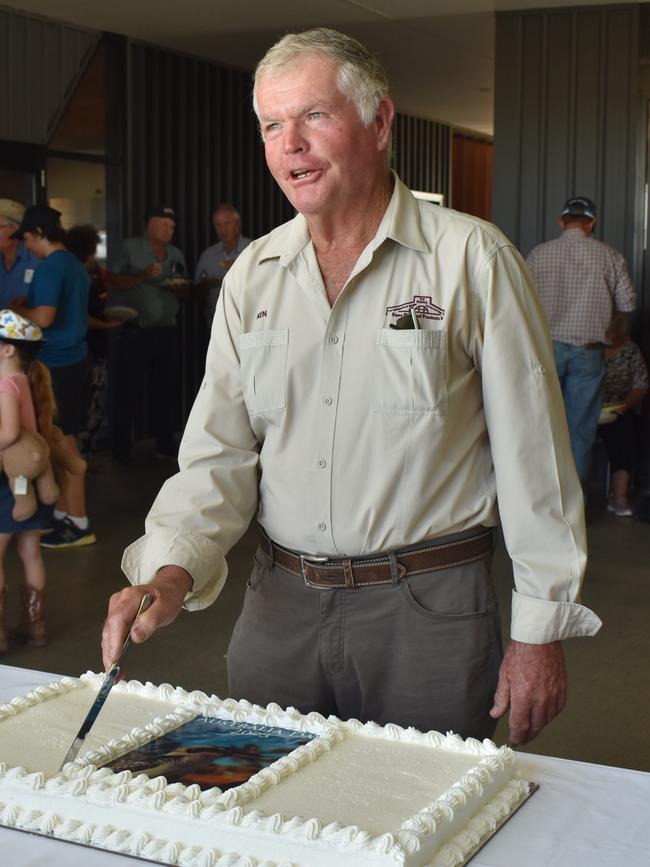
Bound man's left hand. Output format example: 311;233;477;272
489;640;567;746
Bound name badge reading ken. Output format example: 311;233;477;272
385;294;445;329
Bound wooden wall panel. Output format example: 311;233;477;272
452;134;493;221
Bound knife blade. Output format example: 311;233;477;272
59;592;152;769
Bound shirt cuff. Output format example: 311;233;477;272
510;589;602;643
121;528;227;611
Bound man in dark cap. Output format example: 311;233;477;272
10;205;95;548
108;206;189;464
526;197;636;484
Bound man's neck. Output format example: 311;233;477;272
306;174;393;306
147;235;167;258
306;173;393;254
222;238;238;254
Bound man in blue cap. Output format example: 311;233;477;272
526;196;636;485
108;205;189;465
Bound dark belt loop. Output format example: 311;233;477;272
388;550;401;585
343;559;355;589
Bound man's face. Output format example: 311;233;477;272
0;219;19;253
22;230;47;258
147;217;175;244
213;210;240;247
256;54;392;219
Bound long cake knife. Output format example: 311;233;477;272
59;592;152;769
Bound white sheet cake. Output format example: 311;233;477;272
0;672;530;866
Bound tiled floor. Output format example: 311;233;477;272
1;444;648;772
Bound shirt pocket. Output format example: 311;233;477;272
240;329;289;415
375;328;448;415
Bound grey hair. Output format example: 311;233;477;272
253;28;389;128
212;203;240;222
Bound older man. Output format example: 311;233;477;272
526;197;636;485
0;199;40;307
103;29;600;745
194;204;251;326
108;205;189;464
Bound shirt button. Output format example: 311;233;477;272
329;336;339;344
318;459;326;468
324;395;333;406
318;522;327;532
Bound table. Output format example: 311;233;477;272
1;664;648;866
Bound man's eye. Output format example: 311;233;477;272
264;122;281;134
307;112;324;120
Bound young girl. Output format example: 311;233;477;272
0;310;57;650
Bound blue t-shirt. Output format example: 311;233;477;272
0;243;40;307
27;250;89;367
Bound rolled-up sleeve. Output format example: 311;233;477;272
121;274;260;608
476;244;602;643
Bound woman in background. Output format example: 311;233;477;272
601;313;648;516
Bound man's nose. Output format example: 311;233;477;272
283;121;306;153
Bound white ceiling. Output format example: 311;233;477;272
6;0;637;135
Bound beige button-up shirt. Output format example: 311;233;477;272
123;176;601;644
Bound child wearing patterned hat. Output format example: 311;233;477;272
0;310;57;651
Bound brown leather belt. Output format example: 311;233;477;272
258;528;495;590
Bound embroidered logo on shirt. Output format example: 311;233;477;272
386;295;445;322
256;310;268;319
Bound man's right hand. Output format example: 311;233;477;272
101;565;192;671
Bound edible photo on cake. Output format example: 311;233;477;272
105;716;317;790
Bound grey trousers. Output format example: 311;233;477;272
227;531;503;740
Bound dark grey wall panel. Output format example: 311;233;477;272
0;8;98;144
494;4;641;269
494;4;649;487
126;42;294;273
126;41;453;421
393;113;451;204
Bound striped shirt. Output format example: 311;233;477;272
526;228;635;345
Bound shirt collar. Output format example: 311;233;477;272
562;227;591;241
258;172;430;267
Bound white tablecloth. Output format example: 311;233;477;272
1;664;648;866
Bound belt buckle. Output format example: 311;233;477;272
300;554;329;587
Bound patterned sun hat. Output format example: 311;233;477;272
0;309;44;343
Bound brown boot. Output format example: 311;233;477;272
0;586;7;652
15;585;47;647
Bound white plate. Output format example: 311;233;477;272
104;305;138;322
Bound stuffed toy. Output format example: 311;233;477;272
0;427;86;521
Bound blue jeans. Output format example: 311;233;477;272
553;340;605;483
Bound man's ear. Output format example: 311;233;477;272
375;96;395;152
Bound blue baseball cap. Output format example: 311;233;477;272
561;196;596;220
